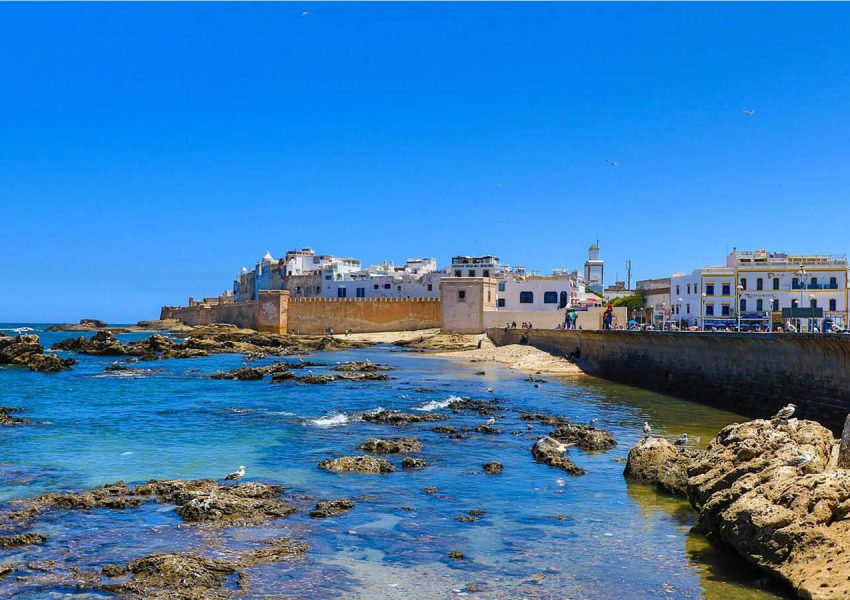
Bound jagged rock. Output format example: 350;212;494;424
270;371;297;382
550;424;616;451
210;362;291;381
0;532;47;547
115;552;236;596
359;437;422;454
483;461;503;474
238;537;308;566
531;438;588;475
464;425;502;435
447;550;465;560
310;499;356;518
332;360;392;372
424;486;438;494
433;425;457;434
623;437;699;497
173;482;294;524
300;375;336;384
318;456;396;474
447;398;504;414
334;372;391;382
52;331;128;356
402;457;428;470
362;410;448;426
0;334;75;372
681;418;847;597
1;406;29;426
101;563;126;577
0;564;14;579
520;412;571;427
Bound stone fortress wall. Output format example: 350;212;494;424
161;292;440;335
487;327;850;433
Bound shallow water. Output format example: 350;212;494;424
1;324;791;598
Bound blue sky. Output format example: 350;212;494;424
2;3;849;322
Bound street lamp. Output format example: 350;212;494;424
677;297;683;330
796;265;807;332
737;284;744;331
701;292;707;331
809;293;816;332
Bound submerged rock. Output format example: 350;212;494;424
210;363;291;381
401;457;428;470
359;437;422;454
0;532;47;547
310;499;356;518
0;406;29;426
362;409;448;426
332;360;392;372
108;552;237;597
433;425;457;434
550;424;616;451
520;412;571;427
531;438;588;476
318;456;396;474
0;334;75;372
447;550;465;560
623;437;699;497
447;398;504;415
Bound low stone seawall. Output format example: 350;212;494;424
487;328;850;433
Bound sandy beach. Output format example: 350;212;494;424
434;341;584;376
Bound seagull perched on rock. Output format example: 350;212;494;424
785;451;813;469
772;404;796;421
588;418;598;430
225;465;246;482
541;436;575;454
643;421;652;437
673;433;689;449
485;416;496;426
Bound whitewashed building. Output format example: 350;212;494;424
669;249;849;330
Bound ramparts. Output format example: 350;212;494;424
487;328;850;433
161;294;440;335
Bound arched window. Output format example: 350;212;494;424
559;291;568;309
519;291;534;304
791;299;799;308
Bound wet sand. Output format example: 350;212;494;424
434;342;584;376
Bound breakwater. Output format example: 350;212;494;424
487;328;850;433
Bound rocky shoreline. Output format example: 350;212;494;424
624;418;846;598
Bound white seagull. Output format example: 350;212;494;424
785;451;813;469
541;436;575;454
485;417;496;426
742;109;755;117
643;421;652;436
225;465;246;482
588;418;598;430
606;160;619;167
772;404;796;420
486;387;495;393
673;433;689;448
300;11;310;17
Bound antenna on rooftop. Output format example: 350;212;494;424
626;259;632;290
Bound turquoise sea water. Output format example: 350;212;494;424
0;324;791;599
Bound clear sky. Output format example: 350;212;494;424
2;2;849;323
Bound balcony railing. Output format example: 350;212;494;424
790;283;840;290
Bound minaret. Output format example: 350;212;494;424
584;239;604;292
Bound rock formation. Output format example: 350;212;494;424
623;437;698;497
531;438;588;475
361;409;448;426
0;334;75;372
359;437;422;454
309;499;355;518
318;456;396;474
550;424;616;451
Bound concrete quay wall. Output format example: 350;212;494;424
487;328;850;433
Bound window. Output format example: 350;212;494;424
811;298;818;309
356;287;365;298
721;304;730;316
676;285;680;295
543;291;558;304
498;282;506;292
519;291;534;304
773;278;779;290
454;270;462;277
756;278;763;290
830;299;837;311
792;277;799;288
830;277;838;289
427;284;433;292
559;291;568;309
497;298;505;307
324;275;332;281
791;299;799;308
315;286;321;294
739;278;747;290
483;270;490;278
383;283;391;289
397;286;401;291
773;299;780;311
687;284;691;294
811;277;818;288
706;283;715;296
756;299;763;312
686;303;690;313
337;287;347;298
457;290;466;301
373;284;379;289
722;283;730;296
468;270;475;277
295;286;301;294
706;304;715;316
740;299;746;312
